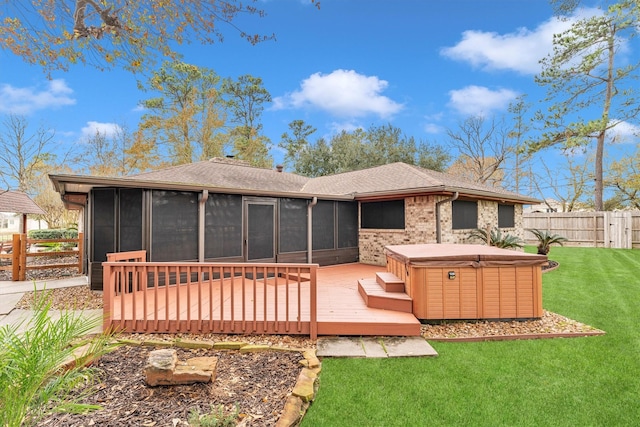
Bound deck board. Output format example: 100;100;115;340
110;263;421;336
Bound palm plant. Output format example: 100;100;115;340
527;229;568;255
0;288;117;426
467;227;524;249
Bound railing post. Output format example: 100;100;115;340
103;262;113;333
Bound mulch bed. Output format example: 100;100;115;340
39;345;304;427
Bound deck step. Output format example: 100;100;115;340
358;279;413;313
375;272;406;292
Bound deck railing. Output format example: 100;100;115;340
102;251;319;339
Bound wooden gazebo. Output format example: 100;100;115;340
0;190;45;233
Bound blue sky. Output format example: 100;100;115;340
0;0;637;200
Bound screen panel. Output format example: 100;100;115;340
279;198;308;253
337;201;358;248
151;190;198;261
205;193;243;258
119;188;143;252
312;200;335;250
247;203;275;260
92;189;115;262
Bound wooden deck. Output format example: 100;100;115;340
106;260;421;338
315;264;420;336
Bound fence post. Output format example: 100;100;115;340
11;234;20;281
77;232;84;274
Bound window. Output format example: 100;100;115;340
452;200;477;230
361;200;405;229
498;204;515;228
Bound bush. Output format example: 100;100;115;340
28;229;78;240
467;227;524;249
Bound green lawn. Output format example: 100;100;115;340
302;247;640;426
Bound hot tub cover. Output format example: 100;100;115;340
384;244;547;268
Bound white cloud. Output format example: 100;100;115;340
448;85;518;116
273;69;403;118
440;8;601;75
81;121;121;138
423;123;443;134
608;120;640;143
0;79;76;114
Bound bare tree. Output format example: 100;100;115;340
0;114;61;193
445;115;512;186
533;154;593;212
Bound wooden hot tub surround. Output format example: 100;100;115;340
383;244;548;321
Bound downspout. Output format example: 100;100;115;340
435;192;458;243
198;190;209;262
307;197;318;263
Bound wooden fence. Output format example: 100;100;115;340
523;212;640;249
102;250;319;338
0;233;83;281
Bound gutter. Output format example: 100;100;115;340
435;192;459;243
198;190;209;262
307;197;317;263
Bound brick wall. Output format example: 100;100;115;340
358;197;524;265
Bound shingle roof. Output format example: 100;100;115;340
301;163;534;201
49;160;540;204
130;159;310;193
0;191;45;214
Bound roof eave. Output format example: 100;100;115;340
48;174;355;201
354;185;541;204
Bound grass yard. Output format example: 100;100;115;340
302;247;640;426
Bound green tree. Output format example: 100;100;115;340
291;124;450;177
0;1;315;74
279;120;317;169
222;75;272;167
138;61;226;165
506;95;533;194
531;0;640;210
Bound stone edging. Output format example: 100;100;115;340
111;337;319;427
427;330;605;342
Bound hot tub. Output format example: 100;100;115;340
384;244;548;320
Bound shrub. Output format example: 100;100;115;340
467;227;524;249
188;404;239;427
28;229;78;240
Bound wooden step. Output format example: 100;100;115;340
376;272;406;292
358;279;413;313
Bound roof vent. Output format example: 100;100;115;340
276;165;284;173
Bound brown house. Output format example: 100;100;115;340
49;159;539;289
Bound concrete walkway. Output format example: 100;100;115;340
0;276;102;335
316;336;438;358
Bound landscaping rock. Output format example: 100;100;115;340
145;349;218;386
145;349;178;386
